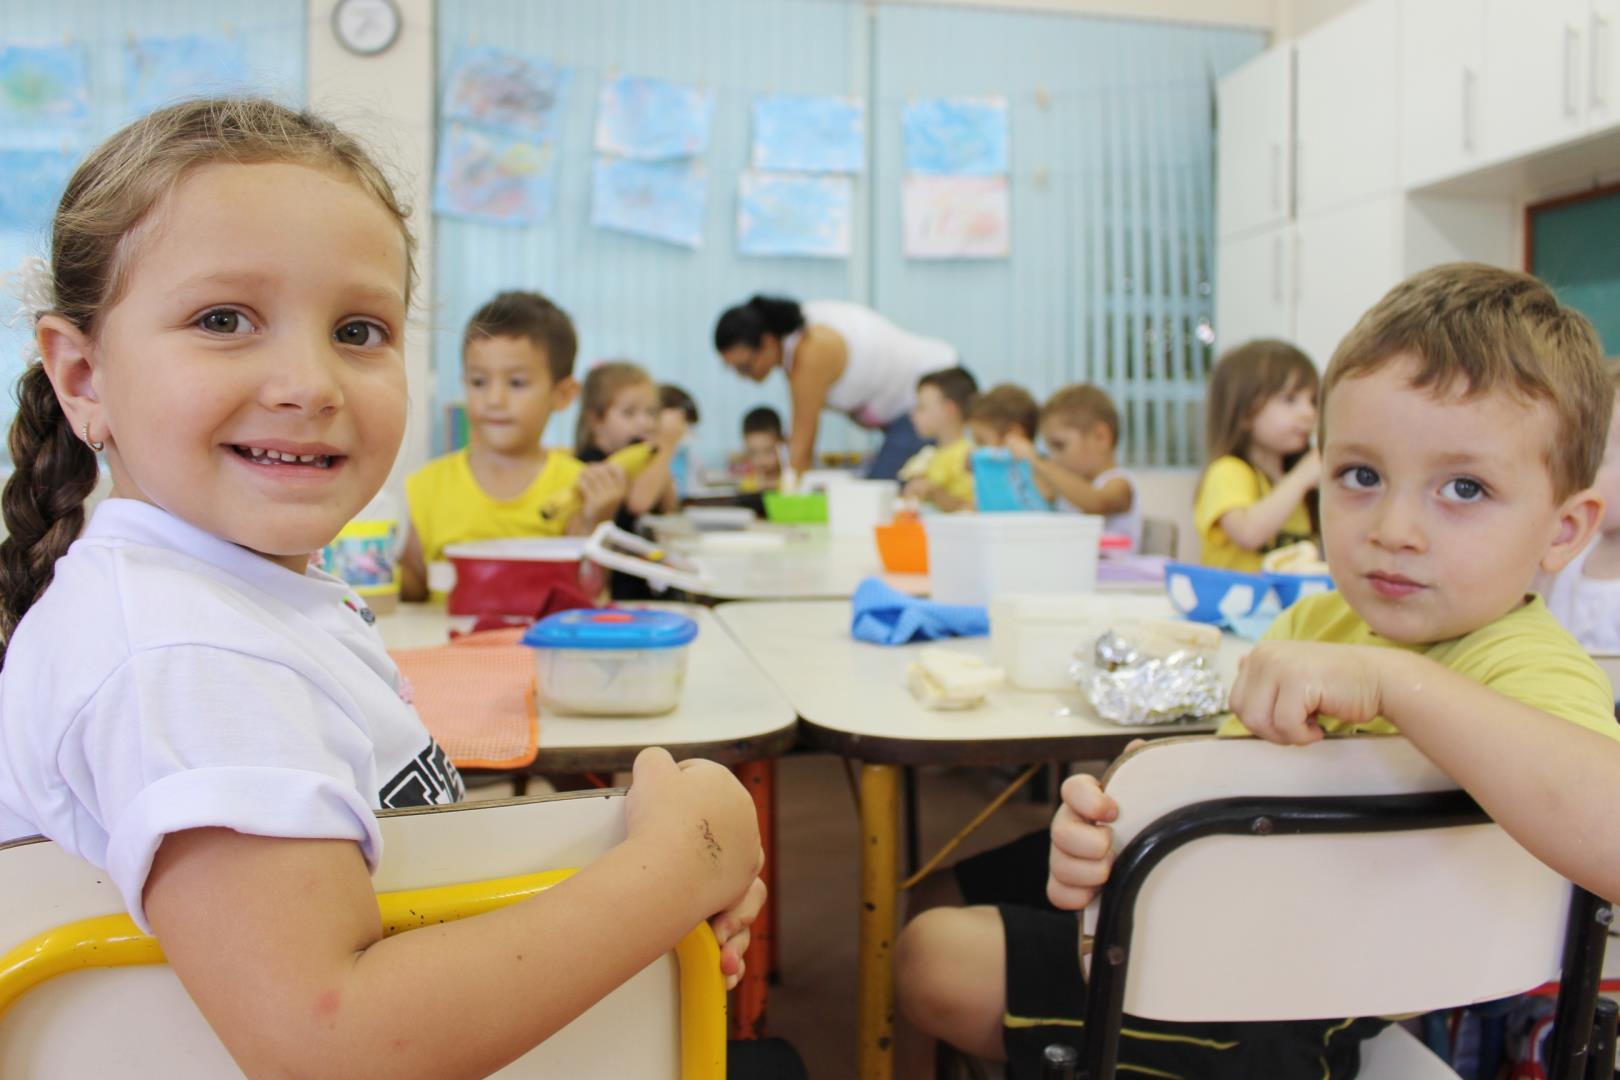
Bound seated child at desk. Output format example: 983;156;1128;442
894;263;1620;1078
400;291;625;601
1009;383;1139;550
576;361;686;518
1195;339;1321;571
900;366;979;512
1539;359;1620;655
659;384;701;498
734;406;785;491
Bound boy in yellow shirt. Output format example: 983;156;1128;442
400;291;626;601
901;367;979;511
896;264;1618;1078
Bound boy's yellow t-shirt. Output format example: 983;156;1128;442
1195;455;1314;572
913;437;975;505
1218;591;1620;741
406;448;583;565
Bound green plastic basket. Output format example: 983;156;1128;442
763;491;828;524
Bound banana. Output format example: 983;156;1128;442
539;442;662;523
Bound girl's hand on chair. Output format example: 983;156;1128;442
710;872;766;990
1228;641;1386;744
1047;773;1119;911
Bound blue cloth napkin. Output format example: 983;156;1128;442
850;577;989;645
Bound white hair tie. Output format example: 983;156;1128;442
3;256;54;366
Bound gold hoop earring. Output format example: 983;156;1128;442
82;422;104;453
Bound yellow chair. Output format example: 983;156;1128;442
0;790;724;1078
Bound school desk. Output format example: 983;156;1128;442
713;598;1253;1080
641;518;930;601
375;601;797;1037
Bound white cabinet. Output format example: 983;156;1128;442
1591;0;1619;131
1399;0;1486;188
1483;0;1592;160
1215;224;1294;353
1218;47;1293;240
1293;197;1404;367
1295;0;1400;214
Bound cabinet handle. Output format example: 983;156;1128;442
1565;23;1582;117
1292;231;1302;308
1272;233;1284;305
1462;66;1478;152
1594;11;1611;108
1269;142;1281;212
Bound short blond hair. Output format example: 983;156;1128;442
1042;384;1120;446
1324;263;1608;499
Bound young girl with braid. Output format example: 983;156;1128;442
0;98;764;1079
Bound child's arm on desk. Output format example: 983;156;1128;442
1231;640;1620;906
1007;435;1131;516
143;748;764;1080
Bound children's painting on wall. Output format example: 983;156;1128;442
590;154;707;248
902;175;1011;259
442;46;570;138
593;74;714;161
751;94;864;173
737;171;853;259
903;95;1009;176
124;35;249;120
0;43;89;132
433;123;558;226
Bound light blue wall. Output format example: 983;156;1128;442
433;2;1262;468
434;0;868;468
0;1;307;427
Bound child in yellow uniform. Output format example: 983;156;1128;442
400;291;626;601
1009;384;1139;549
575;360;686;518
901;367;978;511
896;264;1619;1077
1195;340;1321;570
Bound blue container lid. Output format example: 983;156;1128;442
522;609;698;651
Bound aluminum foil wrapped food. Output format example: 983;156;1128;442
1077;622;1226;727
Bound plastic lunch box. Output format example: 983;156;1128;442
520;609;699;716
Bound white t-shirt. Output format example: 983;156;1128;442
1541;538;1620;655
0;499;463;930
782;300;958;429
1056;467;1141;553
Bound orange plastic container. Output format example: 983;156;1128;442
874;516;929;574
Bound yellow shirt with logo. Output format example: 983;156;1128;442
1218;591;1619;740
925;437;976;506
406;448;583;565
1195;454;1314;572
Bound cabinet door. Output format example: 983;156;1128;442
1296;0;1400;215
1294;198;1403;367
1483;0;1590;161
1215;224;1294;354
1399;0;1486;188
1217;47;1293;240
1590;0;1618;132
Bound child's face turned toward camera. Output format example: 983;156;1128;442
591;380;658;454
71;162;408;573
1320;354;1593;645
462;335;564;457
1247;378;1318;458
911;385;959;442
743;431;782;475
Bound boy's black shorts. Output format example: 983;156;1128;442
953;830;1390;1080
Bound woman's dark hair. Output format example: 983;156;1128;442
714;295;804;351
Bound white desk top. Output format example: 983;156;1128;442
714;598;1252;765
376;603;798;770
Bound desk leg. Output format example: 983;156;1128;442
730;759;775;1040
859;762;900;1080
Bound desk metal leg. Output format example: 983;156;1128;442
731;759;776;1040
859;762;900;1080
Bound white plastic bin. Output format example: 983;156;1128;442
827;479;899;538
925;512;1102;607
990;592;1176;690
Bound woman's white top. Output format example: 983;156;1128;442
1541;537;1620;654
782;300;957;429
0;499;462;930
1056;467;1142;552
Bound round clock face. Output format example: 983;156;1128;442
333;0;401;56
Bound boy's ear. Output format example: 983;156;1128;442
549;376;580;411
1541;485;1604;575
36;314;102;436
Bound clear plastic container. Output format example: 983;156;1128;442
924;512;1103;607
521;609;698;716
